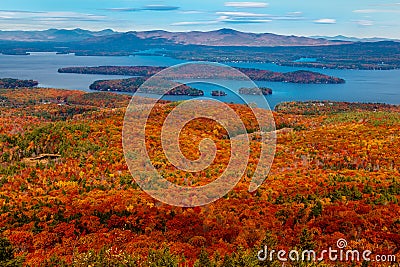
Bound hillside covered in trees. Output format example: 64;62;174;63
0;88;399;266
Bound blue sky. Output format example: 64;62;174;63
1;0;400;38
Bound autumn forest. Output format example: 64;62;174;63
0;84;399;266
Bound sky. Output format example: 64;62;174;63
0;0;400;38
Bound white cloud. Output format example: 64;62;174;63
179;10;205;14
287;11;303;16
353;9;400;13
214;10;304;22
218;16;230;20
103;8;140;12
171;13;273;26
104;5;180;12
224;2;269;8
215;11;304;20
171;21;218;26
370;2;400;7
353;9;378;13
224;18;272;23
142;5;179;11
43;12;106;19
0;10;105;20
267;13;304;21
313;18;336;24
216;11;267;17
0;10;112;30
355;20;374;26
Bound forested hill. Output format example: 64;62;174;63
0;87;399;265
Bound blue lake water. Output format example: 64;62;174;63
0;52;399;109
294;58;317;62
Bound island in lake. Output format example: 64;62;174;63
211;90;227;96
0;78;38;89
239;87;272;95
90;77;204;96
59;66;345;84
59;65;345;96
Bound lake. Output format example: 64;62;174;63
0;52;399;109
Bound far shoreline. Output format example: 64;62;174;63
1;51;399;71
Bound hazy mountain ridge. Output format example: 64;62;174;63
132;28;347;47
0;28;347;47
0;28;116;42
1;28;399;70
311;35;400;42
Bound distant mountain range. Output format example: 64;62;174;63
310;35;400;42
1;28;399;70
1;28;397;48
0;28;116;42
131;28;346;47
0;28;347;47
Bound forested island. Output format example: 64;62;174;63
89;77;204;96
239;87;272;95
59;66;165;76
237;69;345;84
211;90;227;96
0;78;38;88
59;66;345;84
